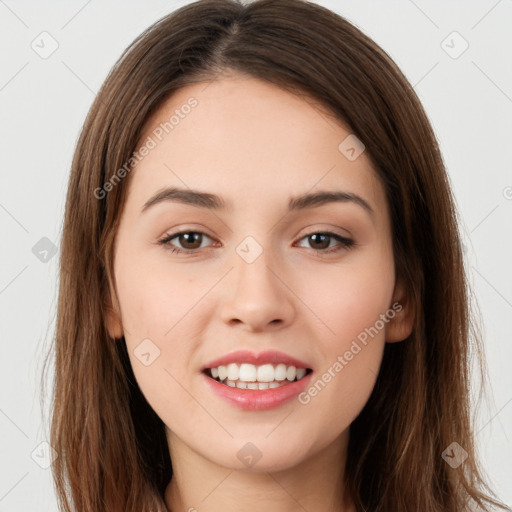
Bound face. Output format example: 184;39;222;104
106;73;412;473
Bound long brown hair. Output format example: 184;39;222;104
42;0;510;510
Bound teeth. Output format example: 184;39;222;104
275;363;287;381
239;363;256;382
257;364;275;382
296;368;306;380
227;363;239;381
218;366;228;381
208;363;310;387
222;379;298;390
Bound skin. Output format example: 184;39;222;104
106;72;414;512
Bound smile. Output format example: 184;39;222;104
205;363;313;390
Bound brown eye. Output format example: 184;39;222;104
296;232;355;254
176;232;203;250
307;233;331;250
158;231;214;253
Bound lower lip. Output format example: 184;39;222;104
202;371;313;410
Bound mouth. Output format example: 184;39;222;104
203;363;313;390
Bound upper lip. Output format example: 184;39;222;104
201;350;312;371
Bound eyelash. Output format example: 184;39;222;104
157;230;355;256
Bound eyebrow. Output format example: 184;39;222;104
141;186;374;219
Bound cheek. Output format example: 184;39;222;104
292;251;393;424
296;274;391;436
115;252;212;418
294;254;395;344
115;247;204;336
297;342;383;455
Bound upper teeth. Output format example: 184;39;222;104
210;363;307;383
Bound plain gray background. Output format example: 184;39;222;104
1;0;511;510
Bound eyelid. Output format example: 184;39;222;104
295;223;353;240
157;224;217;241
158;229;216;249
157;225;350;243
157;226;355;255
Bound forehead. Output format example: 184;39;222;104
124;75;385;217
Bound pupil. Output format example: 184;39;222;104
180;232;201;249
310;233;329;249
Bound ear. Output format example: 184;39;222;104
104;287;123;340
385;279;415;343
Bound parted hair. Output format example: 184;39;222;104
42;1;509;511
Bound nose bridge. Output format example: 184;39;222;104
220;233;294;329
233;233;282;299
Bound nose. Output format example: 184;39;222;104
219;246;296;332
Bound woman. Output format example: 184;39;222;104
43;0;510;510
